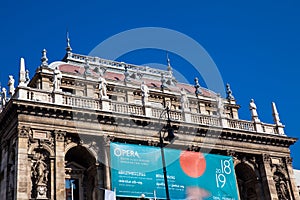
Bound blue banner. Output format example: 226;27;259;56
110;142;239;200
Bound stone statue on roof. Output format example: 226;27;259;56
180;88;189;111
2;88;7;106
98;77;108;99
8;75;15;97
53;67;62;92
141;81;149;105
249;99;260;122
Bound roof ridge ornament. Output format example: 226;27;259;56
66;31;72;53
194;77;202;97
166;52;172;75
272;102;282;126
41;49;48;67
19;58;26;86
226;83;234;100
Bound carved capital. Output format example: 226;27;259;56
284;156;292;165
54;130;66;142
148;140;159;147
104;135;114;146
262;153;271;164
226;150;236;157
18;126;30;138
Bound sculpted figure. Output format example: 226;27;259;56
98;77;107;98
8;75;15;96
2;88;7;106
53;67;62;91
180;88;189;110
33;154;48;185
249;99;258;119
141;81;149;104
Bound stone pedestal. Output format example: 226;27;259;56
53;92;63;104
36;185;48;199
101;97;111;111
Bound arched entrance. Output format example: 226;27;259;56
65;146;99;200
235;163;259;200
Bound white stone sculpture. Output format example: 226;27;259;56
8;75;15;96
98;77;107;98
53;67;62;91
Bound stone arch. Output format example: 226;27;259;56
65;142;98;162
235;162;260;200
65;145;101;200
28;143;55;157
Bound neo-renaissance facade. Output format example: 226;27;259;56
0;39;299;200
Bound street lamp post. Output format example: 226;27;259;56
159;106;175;200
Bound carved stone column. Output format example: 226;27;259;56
54;130;66;199
16;126;30;200
260;154;278;200
284;157;300;200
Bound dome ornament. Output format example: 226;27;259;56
41;49;48;67
66;31;72;53
194;77;202;97
226;83;234;100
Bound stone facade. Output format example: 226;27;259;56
0;46;299;199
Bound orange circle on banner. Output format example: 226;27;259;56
179;151;206;178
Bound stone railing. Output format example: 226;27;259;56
262;123;278;134
25;88;53;103
14;87;284;135
152;108;183;121
226;119;255;131
69;53;171;78
191;113;221;127
110;101;144;116
63;95;100;110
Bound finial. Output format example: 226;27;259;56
226;83;234;100
194;77;202;97
66;31;72;53
19;57;26;86
41;49;48;67
25;69;30;84
272;102;282;125
166;52;172;75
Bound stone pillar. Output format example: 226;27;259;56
54;130;66;199
103;136;113;190
284;157;300;200
260;154;278;200
50;159;55;200
16;127;30;200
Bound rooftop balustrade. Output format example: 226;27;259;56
12;86;284;135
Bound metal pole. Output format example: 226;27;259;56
160;131;170;200
159;106;171;200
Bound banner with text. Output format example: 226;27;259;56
110;142;239;200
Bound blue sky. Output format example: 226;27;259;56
1;1;300;168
